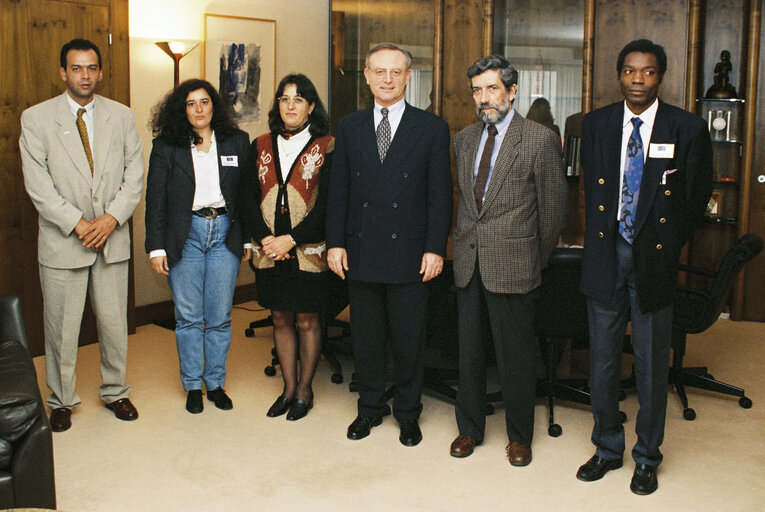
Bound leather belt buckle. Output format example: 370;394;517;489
205;207;220;219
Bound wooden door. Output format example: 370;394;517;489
0;0;131;356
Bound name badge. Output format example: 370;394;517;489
221;155;238;166
649;143;674;158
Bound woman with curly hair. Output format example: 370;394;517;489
145;78;250;414
243;73;334;421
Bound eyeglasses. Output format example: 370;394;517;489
278;96;307;106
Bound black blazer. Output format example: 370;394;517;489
145;130;250;265
580;100;712;312
326;103;452;283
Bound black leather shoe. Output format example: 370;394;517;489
266;395;293;417
206;388;233;410
186;390;203;414
630;463;658;495
399;419;422;446
50;407;71;432
105;398;139;421
286;398;313;421
347;414;383;440
576;455;623;482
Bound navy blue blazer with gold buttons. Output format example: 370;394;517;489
580;100;712;313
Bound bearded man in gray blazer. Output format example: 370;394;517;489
19;39;144;432
449;54;567;465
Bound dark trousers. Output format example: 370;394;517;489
347;279;428;422
455;268;537;446
586;236;672;467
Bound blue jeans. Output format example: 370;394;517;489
168;214;240;391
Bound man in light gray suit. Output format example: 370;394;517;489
449;55;567;465
19;38;144;432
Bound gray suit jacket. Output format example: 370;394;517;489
452;113;567;294
19;93;144;269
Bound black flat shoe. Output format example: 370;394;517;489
267;395;293;417
186;390;203;414
286;397;313;421
206;388;233;410
347;414;383;440
630;463;658;495
399;419;422;447
576;455;623;482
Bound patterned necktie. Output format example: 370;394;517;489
377;107;391;162
474;124;498;211
619;117;644;243
76;108;94;174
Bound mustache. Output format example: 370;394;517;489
478;103;499;111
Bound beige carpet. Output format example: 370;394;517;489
32;302;765;512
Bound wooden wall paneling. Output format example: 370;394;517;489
740;0;763;320
432;0;444;115
441;0;485;257
701;0;747;99
592;0;688;110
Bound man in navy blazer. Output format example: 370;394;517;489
326;43;452;446
576;39;712;495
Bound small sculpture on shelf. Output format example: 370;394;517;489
705;50;738;99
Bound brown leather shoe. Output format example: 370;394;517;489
105;398;138;421
50;407;71;432
450;435;478;458
506;441;532;466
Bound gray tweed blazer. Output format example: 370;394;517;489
452;113;567;294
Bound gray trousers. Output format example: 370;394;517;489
40;254;130;408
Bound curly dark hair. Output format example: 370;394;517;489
150;79;239;147
617;39;667;77
267;74;329;137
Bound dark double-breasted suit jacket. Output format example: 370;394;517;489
325;103;453;281
144;130;250;264
580;101;713;313
453;113;568;293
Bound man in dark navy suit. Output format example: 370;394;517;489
326;43;452;446
576;39;712;495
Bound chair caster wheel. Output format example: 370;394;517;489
739;396;752;409
331;373;343;384
349;382;358;392
683;408;696;421
618;411;627;423
244;328;254;337
485;404;494;415
548;424;562;437
264;366;276;377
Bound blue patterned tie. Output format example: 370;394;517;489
619;117;644;244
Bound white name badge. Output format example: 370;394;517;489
221;155;238;166
649;143;674;158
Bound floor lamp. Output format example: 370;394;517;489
154;41;199;87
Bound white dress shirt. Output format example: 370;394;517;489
373;97;406;140
65;92;94;154
473;108;515;199
617;98;658;221
277;125;312;179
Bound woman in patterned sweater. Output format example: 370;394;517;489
243;74;333;421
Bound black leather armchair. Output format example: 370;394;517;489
671;233;763;420
0;295;56;510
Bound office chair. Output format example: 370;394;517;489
535;248;594;437
245;260;348;385
671;233;763;420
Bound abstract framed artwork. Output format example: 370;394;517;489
203;14;276;137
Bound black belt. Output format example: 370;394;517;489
192;206;227;219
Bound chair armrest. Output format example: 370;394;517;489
677;263;718;279
675;285;710;301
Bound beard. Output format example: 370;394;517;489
476;98;511;124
